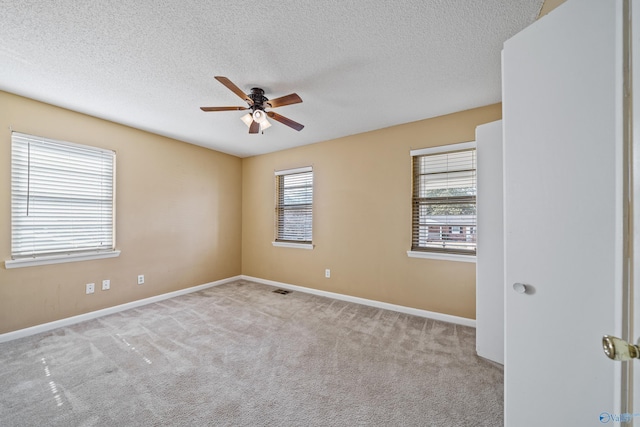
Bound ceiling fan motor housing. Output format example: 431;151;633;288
249;88;268;111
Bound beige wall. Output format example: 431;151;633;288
539;0;567;18
242;104;502;319
0;91;242;334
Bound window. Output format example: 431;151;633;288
410;142;476;258
7;132;118;268
274;167;313;248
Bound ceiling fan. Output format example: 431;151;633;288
201;76;304;134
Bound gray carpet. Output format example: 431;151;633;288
0;280;503;426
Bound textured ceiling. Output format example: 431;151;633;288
0;1;543;158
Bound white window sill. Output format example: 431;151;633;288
272;241;314;250
5;250;121;269
407;250;476;263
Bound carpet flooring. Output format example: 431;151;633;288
0;280;503;426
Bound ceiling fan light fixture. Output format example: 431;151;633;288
260;118;272;131
252;109;267;124
240;113;253;127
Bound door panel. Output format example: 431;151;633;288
476;120;504;365
503;0;623;425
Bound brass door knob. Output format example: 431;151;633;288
602;335;640;361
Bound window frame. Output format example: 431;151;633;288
272;166;314;250
5;132;120;269
407;141;477;263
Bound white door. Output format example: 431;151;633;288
503;0;626;425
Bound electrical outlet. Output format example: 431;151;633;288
102;279;110;291
137;274;145;285
86;283;95;294
325;269;331;278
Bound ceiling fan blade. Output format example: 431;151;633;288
200;106;248;112
214;76;253;105
266;93;303;108
249;120;260;134
267;111;304;131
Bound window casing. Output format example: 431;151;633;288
10;132;116;261
275;167;313;244
411;143;476;256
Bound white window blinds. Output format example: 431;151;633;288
411;145;476;254
275;167;313;243
11;132;115;259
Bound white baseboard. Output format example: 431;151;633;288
241;275;476;328
0;275;241;344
